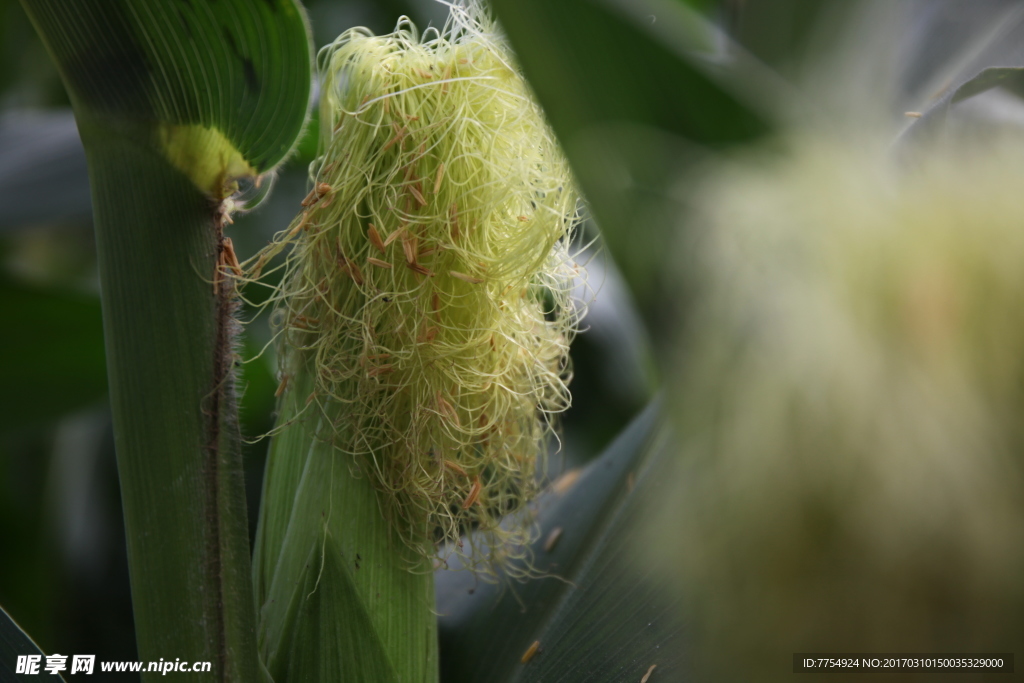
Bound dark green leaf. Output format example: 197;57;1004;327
0;604;65;682
438;400;685;683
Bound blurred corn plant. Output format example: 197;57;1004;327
3;0;1024;682
644;3;1024;683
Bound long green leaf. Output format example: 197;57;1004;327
18;2;312;680
438;400;684;682
252;350;438;683
489;0;772;304
0;604;65;682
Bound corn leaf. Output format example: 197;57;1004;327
437;400;685;682
0;603;65;682
18;1;312;680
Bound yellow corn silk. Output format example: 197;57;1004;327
262;7;581;566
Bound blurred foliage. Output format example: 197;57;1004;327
722;0;836;76
656;133;1024;681
0;276;105;432
0;0;67;107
